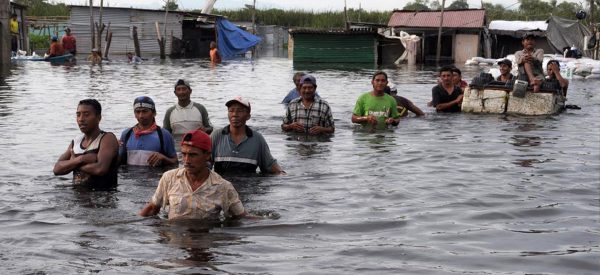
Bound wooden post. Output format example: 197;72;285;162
97;0;103;51
89;0;95;51
156;21;165;59
436;0;446;65
0;0;11;66
133;26;141;58
104;31;112;59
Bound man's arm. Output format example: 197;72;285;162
197;104;213;134
435;94;463;112
139;202;161;217
78;133;119;176
270;163;285;175
351;114;377;125
407;102;425;116
53;142;82;175
162;107;173;133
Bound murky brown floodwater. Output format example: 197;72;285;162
0;57;598;274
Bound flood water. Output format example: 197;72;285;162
1;57;599;274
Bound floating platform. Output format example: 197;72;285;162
462;86;565;115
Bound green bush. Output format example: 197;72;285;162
29;34;50;52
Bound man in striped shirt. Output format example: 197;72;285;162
282;75;334;135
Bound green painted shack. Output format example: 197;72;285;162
288;29;379;63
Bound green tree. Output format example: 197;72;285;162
518;0;554;20
448;0;469;10
14;0;69;16
403;0;431;11
162;0;179;11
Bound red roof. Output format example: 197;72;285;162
388;9;486;29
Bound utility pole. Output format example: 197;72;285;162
436;0;446;65
344;0;349;30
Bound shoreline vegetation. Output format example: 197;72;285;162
16;0;596;28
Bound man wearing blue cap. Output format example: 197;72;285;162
282;75;334;135
119;96;178;167
47;35;65;58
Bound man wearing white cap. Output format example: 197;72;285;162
211;96;284;174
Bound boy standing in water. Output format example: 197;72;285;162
53;99;119;188
209;41;221;64
351;71;400;130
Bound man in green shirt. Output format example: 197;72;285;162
351;71;400;130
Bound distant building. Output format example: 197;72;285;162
288;29;380;64
68;5;220;57
387;9;487;64
488;20;550;58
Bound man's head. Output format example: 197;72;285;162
451;67;462;86
133;96;156;127
77;99;102;134
181;130;212;174
384;83;398;96
11;13;17;19
64;27;71;34
371;71;388;94
299;75;317;100
226;96;251;128
547;60;560;78
439;66;454;86
210;41;217;49
498;59;512;76
522;32;536;50
174;79;192;103
51;36;58;42
293;72;306;90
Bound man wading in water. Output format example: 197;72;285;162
53;99;119;188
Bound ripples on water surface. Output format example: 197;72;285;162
0;58;598;274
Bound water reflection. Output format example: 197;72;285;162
510;135;542;147
157;220;243;269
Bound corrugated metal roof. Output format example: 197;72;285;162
388;9;485;29
289;28;377;35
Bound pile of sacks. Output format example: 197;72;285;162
466;55;600;80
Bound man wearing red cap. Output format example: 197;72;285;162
139;130;249;220
211;96;284;174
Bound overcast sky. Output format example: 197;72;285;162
59;0;531;11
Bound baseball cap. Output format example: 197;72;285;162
299;75;316;86
181;130;212;152
133;96;155;111
497;59;513;67
64;27;71;32
91;48;98;52
175;79;191;90
51;36;58;41
225;96;251;112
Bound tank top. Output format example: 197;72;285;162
72;131;118;188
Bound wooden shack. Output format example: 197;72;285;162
387;9;486;64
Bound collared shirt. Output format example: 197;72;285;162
282;88;320;104
283;97;334;131
211;125;278;174
163;101;213;135
151;168;245;220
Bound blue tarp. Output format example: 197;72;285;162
216;18;261;59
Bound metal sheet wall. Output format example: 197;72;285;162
68;6;183;56
292;33;376;63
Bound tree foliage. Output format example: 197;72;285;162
14;0;69;17
162;0;179;11
403;0;431;11
448;0;469;10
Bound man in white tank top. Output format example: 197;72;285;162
53;99;119;188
